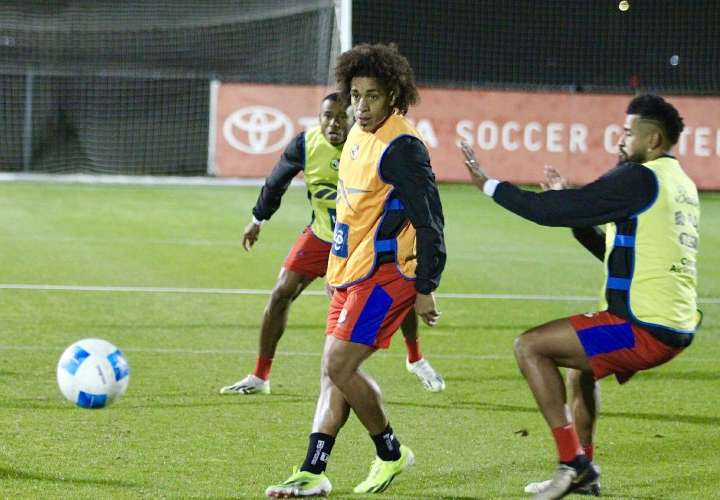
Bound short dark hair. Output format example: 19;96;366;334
334;43;419;115
322;92;342;103
626;94;684;146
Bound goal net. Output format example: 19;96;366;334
0;0;339;175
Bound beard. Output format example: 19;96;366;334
620;148;646;163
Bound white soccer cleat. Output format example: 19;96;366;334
219;374;270;395
406;358;446;392
528;463;600;499
524;464;601;496
525;479;553;494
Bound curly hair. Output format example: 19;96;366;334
627;94;684;146
334;43;419;115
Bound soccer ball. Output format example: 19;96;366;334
56;338;130;409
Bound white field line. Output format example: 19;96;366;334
6;236;243;247
0;344;511;361
0;172;304;188
0;283;719;304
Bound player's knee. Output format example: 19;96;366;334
324;355;351;388
270;281;296;303
325;361;344;386
513;331;538;362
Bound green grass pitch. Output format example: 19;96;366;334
0;181;718;499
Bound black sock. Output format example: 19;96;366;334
561;453;590;471
371;424;401;461
300;432;335;474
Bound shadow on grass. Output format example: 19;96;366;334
387;400;720;426
0;465;139;488
602;409;720;426
6;390;717;427
388;399;537;414
0;393;314;411
116;394;314;410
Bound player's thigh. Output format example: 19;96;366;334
518;318;592;371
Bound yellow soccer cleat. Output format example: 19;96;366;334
353;444;414;494
265;467;332;497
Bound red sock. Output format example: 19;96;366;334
253;356;273;380
404;337;423;363
583;444;594;461
551;424;583;463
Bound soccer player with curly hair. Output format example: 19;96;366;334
219;92;445;396
265;43;446;497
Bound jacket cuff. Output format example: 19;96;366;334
483;178;500;197
415;280;435;295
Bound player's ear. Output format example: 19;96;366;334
654;130;666;150
645;122;665;151
389;88;398;107
647;128;662;151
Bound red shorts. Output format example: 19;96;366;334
283;227;331;278
326;263;416;349
570;311;684;383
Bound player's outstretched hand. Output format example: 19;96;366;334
242;220;262;251
415;292;441;327
459;140;488;189
540;165;569;191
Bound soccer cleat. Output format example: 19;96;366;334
265;467;332;497
525;464;601;496
530;462;600;500
219;374;270;395
406;358;446;392
353;444;414;494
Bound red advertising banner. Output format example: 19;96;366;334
213;83;720;189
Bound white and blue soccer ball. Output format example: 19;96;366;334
56;338;130;409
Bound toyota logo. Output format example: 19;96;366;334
223;106;294;154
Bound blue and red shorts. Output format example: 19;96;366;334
283;227;331;279
570;311;684;383
326;263;416;349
